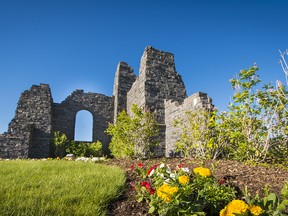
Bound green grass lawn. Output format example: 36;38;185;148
0;160;125;216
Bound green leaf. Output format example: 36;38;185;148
148;206;155;214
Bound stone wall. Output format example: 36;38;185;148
127;46;187;122
2;84;53;158
113;62;136;123
165;92;213;157
0;46;214;158
52;90;114;154
0;126;33;158
127;46;188;157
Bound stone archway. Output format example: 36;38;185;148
52;90;114;155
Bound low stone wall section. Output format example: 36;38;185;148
165;92;213;157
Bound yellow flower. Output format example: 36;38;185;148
249;205;262;216
157;184;179;202
178;175;189;184
219;207;228;216
220;200;249;216
193;167;211;177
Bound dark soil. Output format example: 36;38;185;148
105;158;288;216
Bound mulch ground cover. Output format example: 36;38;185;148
105;158;288;216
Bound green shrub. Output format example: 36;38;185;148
175;66;288;163
174;109;225;160
51;132;103;157
52;131;69;158
66;141;103;157
87;141;103;157
106;104;159;159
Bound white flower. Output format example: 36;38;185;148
159;163;165;168
181;167;190;173
148;169;155;177
170;173;176;179
164;179;170;183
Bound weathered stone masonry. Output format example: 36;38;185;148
0;46;213;158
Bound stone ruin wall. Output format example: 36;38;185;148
127;47;188;157
0;46;214;158
165;92;214;157
113;62;136;123
0;84;53;158
52;90;114;154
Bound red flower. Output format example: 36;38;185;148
147;164;159;176
219;179;225;185
141;181;150;188
137;163;143;167
177;164;185;169
148;188;156;194
140;181;155;194
130;164;135;170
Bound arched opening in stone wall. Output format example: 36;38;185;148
74;110;93;141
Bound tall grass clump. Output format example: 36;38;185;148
0;160;125;216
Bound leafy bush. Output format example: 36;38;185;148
106;104;159;159
66;141;103;157
131;162;237;215
175;66;288;163
174;109;224;160
51;131;103;158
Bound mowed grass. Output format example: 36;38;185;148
0;160;125;216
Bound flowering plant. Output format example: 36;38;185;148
220;199;263;216
131;162;237;215
237;184;288;216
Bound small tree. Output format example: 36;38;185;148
221;66;287;162
106;104;159;159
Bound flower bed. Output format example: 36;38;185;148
108;159;288;216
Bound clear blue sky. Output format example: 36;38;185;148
0;0;287;140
